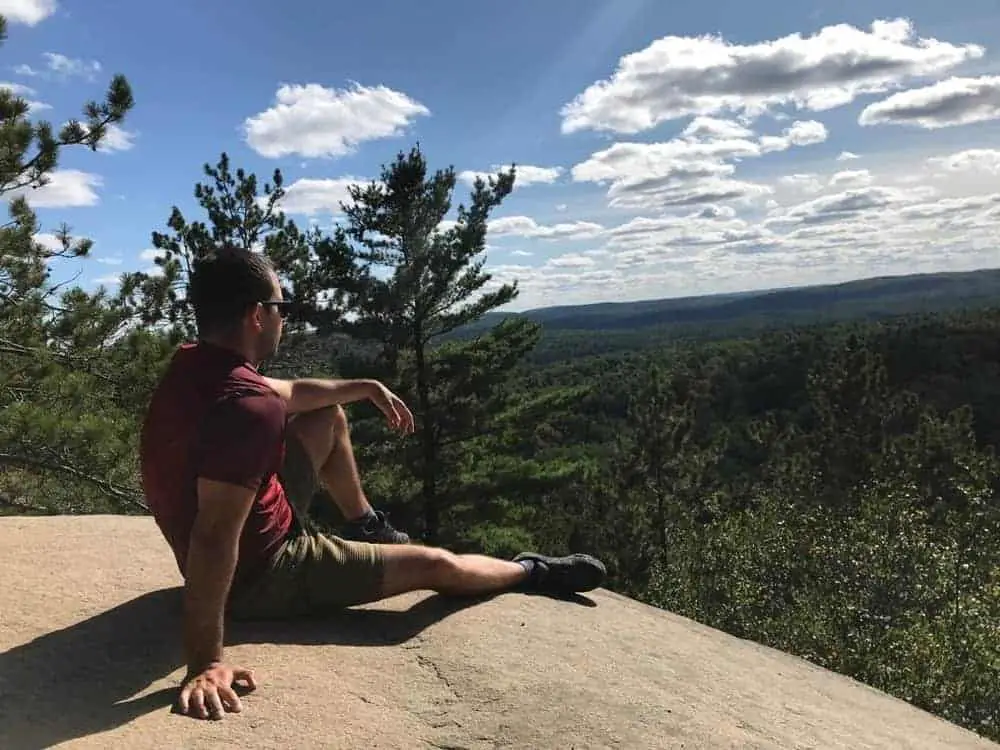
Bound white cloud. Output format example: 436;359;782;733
758;120;828;153
45;52;100;80
0;0;57;25
767;185;934;227
927;148;1000;174
490;145;1000;311
95;256;122;265
859;76;1000;129
837;151;860;161
828;169;874;188
7;170;102;207
96;123;136;153
681;116;755;140
33;232;62;256
560;18;982;134
278;177;360;215
570;118;824;210
778;174;824;195
16;52;102;81
0;80;49;111
488;215;604;240
546;253;596;269
458;164;563;188
244;82;429;159
139;249;160;262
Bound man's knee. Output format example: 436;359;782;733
287;405;348;464
329;404;349;435
409;547;461;585
381;546;462;594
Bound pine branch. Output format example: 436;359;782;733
0;490;50;514
0;450;147;512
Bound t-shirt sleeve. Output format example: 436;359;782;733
194;394;286;490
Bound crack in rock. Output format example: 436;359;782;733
416;652;461;703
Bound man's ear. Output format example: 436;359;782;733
249;303;265;332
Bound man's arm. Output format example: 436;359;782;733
261;376;377;414
182;477;255;673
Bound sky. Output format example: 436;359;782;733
5;0;1000;312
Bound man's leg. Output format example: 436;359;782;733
372;545;606;600
283;404;408;543
228;530;606;621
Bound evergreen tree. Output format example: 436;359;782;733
119;152;351;341
0;13;138;511
324;144;538;543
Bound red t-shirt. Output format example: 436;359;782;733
140;340;293;587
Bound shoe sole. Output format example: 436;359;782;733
514;552;606;592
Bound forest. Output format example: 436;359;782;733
1;17;999;744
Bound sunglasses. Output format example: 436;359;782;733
259;300;294;319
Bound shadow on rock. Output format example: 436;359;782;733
0;586;591;747
0;587;185;750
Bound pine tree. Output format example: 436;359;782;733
323;144;539;543
0;13;139;512
119;152;352;341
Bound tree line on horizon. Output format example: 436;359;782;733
1;17;998;743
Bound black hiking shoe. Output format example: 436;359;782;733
339;509;410;544
513;552;606;594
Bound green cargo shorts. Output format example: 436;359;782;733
227;429;386;620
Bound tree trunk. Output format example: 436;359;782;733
413;337;439;543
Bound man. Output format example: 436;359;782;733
139;246;606;722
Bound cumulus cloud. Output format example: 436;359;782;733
927;148;1000;174
458;164;563;188
96;123;136;153
570;119;824;209
859;76;1000;129
778;174;824;195
278;177;361;215
492;146;1000;311
488;215;604;240
759;120;828;153
828;169;874;188
7;170;102;207
244;83;429;159
767;185;933;227
560;18;982;134
0;0;57;25
837;151;860;161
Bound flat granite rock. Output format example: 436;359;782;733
0;515;996;750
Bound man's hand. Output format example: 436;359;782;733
177;662;257;720
369;382;416;434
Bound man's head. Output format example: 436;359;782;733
188;246;290;362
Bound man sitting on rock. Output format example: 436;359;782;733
139;246;606;722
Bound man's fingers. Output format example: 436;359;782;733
233;667;258;690
219;684;243;713
176;684;191;715
189;687;207;719
206;688;226;720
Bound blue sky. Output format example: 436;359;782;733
6;0;1000;310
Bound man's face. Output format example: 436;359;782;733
256;271;285;360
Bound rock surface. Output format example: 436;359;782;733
0;515;996;750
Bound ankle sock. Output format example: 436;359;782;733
517;559;536;577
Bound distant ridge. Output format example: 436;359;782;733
459;267;1000;335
